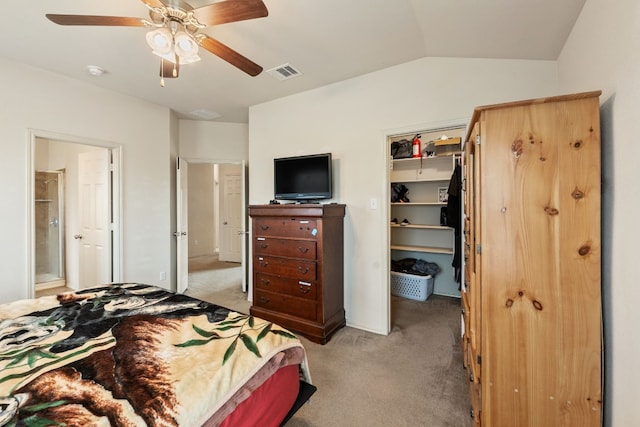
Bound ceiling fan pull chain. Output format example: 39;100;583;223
173;54;178;77
160;58;165;87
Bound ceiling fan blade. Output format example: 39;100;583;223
46;14;146;27
192;0;268;26
200;35;262;76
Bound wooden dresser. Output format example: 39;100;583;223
462;91;602;426
248;204;346;344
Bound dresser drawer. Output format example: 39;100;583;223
254;237;317;260
254;289;317;321
254;255;316;280
255;273;318;300
254;218;319;239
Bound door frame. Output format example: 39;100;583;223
383;118;467;333
176;158;248;293
27;129;122;298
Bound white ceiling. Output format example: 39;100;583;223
1;0;585;123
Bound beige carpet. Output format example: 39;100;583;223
187;272;472;427
187;255;243;292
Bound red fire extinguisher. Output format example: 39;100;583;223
412;134;422;158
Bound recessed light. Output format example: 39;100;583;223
87;65;106;76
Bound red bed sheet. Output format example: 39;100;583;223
217;364;300;427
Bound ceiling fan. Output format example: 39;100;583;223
46;0;268;85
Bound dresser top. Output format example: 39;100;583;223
249;203;345;218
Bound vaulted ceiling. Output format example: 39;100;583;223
0;0;585;122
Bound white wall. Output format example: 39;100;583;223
179;120;248;160
0;58;174;303
249;57;559;334
558;0;640;425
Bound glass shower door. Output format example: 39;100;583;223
35;171;65;286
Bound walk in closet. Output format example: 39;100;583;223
388;125;465;299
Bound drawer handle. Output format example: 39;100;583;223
259;296;270;304
260;225;270;231
298;247;309;254
260;278;271;286
469;372;475;382
260;243;269;249
259;260;269;267
297;266;310;274
298;281;311;294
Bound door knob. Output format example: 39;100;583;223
73;234;83;240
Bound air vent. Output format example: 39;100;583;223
267;63;303;81
189;109;221;120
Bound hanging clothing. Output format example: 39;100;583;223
447;163;462;287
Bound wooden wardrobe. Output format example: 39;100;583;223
461;91;602;426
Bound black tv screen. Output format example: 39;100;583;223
274;153;332;201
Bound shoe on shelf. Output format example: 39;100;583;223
400;219;410;226
390;218;398;225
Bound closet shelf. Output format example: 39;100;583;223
391;177;450;183
390;244;454;255
391;202;446;206
390;224;451;230
392;153;462;164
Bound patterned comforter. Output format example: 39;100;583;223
0;283;310;426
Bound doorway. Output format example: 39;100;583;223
30;131;121;298
176;159;247;297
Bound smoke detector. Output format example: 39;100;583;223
87;65;106;76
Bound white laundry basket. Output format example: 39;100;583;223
390;272;434;301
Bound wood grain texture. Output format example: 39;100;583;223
249;204;346;345
463;92;602;426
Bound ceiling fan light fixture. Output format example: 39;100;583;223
179;53;201;65
175;31;197;53
174;31;200;63
146;27;173;55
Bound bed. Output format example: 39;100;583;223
0;283;315;426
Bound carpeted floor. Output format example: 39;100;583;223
185;262;472;427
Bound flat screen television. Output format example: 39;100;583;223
274;153;332;202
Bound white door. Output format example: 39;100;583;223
78;150;110;287
176;157;189;293
219;166;242;263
